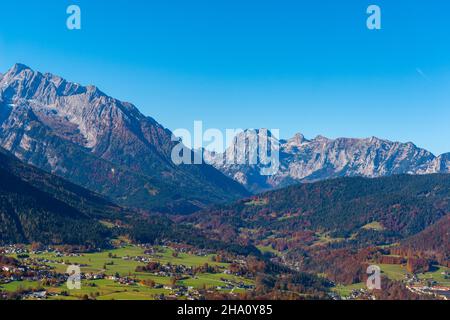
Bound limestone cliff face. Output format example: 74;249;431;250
0;64;248;213
208;130;448;193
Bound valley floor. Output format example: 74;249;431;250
1;242;449;300
0;244;254;300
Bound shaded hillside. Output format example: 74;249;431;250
182;175;450;290
0;147;261;256
186;174;450;243
0;147;122;219
396;215;449;266
0;147;114;246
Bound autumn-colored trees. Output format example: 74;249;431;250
406;258;430;274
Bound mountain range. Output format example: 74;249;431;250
1;63;449;211
0;64;248;214
208;129;450;193
0;64;448;300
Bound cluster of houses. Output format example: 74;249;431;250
407;285;450;300
0;243;258;300
404;270;450;300
0;257;65;288
139;243;215;258
328;288;373;300
0;244;84;258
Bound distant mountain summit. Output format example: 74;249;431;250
0;64;248;213
2;63;447;201
209;130;450;193
431;152;450;173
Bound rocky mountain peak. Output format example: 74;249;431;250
431;153;450;172
285;133;309;149
313;135;330;142
209;130;448;193
8;63;32;75
0;64;249;213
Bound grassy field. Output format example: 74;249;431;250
332;264;450;297
361;221;385;231
256;245;282;257
417;266;450;286
2;245;254;300
378;264;408;281
313;232;346;246
0;280;42;292
12;246;228;275
332;282;366;297
244;198;268;206
378;264;449;283
63;279;171;300
180;272;253;289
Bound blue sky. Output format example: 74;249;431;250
0;0;449;154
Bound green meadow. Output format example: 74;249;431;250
417;266;450;286
2;245;254;300
332;264;450;297
378;264;408;281
332;282;366;297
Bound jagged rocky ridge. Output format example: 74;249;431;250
207;130;450;193
0;64;248;213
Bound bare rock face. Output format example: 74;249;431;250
209;129;449;193
0;64;248;213
431;153;450;173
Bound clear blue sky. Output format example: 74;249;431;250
1;0;449;154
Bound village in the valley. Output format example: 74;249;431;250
1;242;449;300
0;243;255;300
